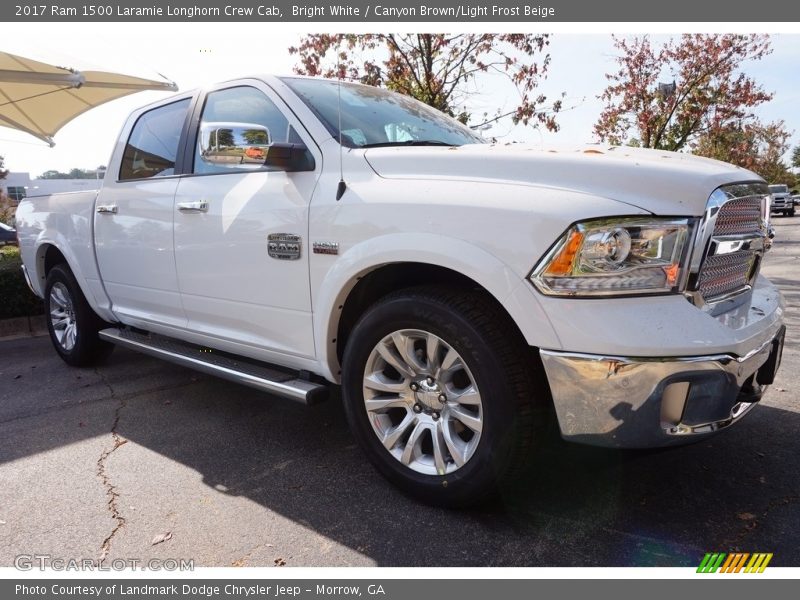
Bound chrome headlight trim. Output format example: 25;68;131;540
530;216;695;298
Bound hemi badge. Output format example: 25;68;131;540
268;233;302;260
313;241;339;255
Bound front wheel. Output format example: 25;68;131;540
341;286;547;507
45;264;114;366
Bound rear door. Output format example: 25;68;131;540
172;82;320;359
95;97;193;329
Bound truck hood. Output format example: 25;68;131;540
363;144;763;216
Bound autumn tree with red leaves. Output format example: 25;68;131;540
595;34;773;151
288;34;563;130
694;120;795;186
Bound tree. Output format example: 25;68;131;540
694;120;795;185
215;128;235;148
0;156;11;224
38;168;98;179
595;34;773;151
792;145;800;169
289;34;563;130
242;129;268;145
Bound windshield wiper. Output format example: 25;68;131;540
359;140;459;148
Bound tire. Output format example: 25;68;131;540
790;208;796;217
341;286;548;507
44;264;114;366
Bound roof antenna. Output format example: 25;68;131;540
335;72;347;201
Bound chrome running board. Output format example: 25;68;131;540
99;328;327;405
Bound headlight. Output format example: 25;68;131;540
531;218;692;297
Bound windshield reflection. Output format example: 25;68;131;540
281;77;484;148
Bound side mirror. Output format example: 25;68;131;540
199;122;272;167
264;142;315;172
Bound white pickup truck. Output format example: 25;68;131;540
16;76;786;506
769;184;795;217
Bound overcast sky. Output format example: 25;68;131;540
2;24;799;176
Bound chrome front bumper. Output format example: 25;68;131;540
540;326;785;448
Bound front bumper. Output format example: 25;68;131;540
540;326;785;448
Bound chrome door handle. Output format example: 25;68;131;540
177;200;209;213
96;205;117;214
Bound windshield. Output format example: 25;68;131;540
769;185;788;193
281;77;484;148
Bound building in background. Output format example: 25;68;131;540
1;171;105;225
2;171;104;204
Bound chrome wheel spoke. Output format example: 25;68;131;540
391;332;422;374
449;405;483;433
441;424;467;468
51;286;68;308
438;347;460;378
381;413;416;451
65;323;77;349
426;333;441;373
431;423;448;475
376;341;415;379
451;385;481;406
51;315;69;330
365;396;411;413
400;421;427;466
363;372;408;394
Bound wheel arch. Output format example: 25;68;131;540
313;234;561;382
32;240;113;322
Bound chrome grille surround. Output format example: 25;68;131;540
685;182;771;312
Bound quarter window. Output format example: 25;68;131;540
119;98;191;181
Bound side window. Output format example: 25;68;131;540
194;86;294;175
119;99;190;181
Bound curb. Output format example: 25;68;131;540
0;315;48;340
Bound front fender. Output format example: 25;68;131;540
312;232;562;382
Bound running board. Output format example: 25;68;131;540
99;328;327;405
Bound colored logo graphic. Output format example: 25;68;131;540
697;552;773;573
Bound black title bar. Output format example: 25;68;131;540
3;0;800;22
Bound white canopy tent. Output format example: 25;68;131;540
0;51;177;146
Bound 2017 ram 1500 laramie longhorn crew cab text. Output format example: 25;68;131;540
16;76;786;506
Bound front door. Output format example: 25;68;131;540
173;83;319;359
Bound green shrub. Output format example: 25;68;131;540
0;247;44;318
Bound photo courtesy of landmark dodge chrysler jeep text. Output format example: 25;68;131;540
16;76;786;506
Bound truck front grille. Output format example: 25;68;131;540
712;196;764;236
698;250;757;300
692;186;769;305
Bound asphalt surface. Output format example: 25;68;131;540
1;217;799;568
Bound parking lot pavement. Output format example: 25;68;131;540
1;217;798;569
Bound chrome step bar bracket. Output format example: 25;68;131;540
99;328;327;405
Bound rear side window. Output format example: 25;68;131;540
119;99;191;181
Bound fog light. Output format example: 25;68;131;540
660;382;690;426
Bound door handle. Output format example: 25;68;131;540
96;205;117;214
177;200;209;213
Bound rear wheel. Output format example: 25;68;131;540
45;264;114;366
341;286;547;507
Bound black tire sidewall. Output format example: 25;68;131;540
342;294;523;505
